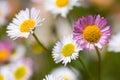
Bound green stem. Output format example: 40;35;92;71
94;46;101;80
32;33;50;52
78;56;93;80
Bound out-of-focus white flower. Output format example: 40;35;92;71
52;35;82;66
0;0;9;25
9;58;33;80
7;8;45;40
55;17;72;39
45;0;80;17
111;10;120;34
31;0;43;3
0;65;12;80
10;45;26;62
108;32;120;52
51;67;80;80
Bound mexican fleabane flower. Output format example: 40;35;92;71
9;58;33;80
108;32;120;52
0;65;12;80
51;67;79;80
52;35;82;66
0;41;12;62
73;15;111;50
7;8;45;40
45;0;80;17
43;74;60;80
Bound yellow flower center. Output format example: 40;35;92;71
62;43;75;57
63;77;71;80
0;49;9;61
14;66;27;79
0;74;4;80
83;25;101;43
20;19;35;32
56;0;69;7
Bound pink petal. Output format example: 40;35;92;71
94;15;102;26
99;38;108;45
95;43;102;50
101;26;111;32
73;33;83;40
86;15;93;25
80;16;87;28
76;38;85;45
74;24;83;33
98;19;108;29
80;41;88;49
89;44;94;50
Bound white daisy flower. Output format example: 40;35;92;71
51;67;79;80
7;8;45;40
0;0;9;25
108;32;120;52
10;44;26;62
43;74;61;80
9;58;33;80
45;0;80;17
52;35;82;66
0;65;12;80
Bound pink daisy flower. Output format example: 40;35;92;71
0;41;12;62
73;15;111;50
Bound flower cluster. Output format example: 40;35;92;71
5;6;112;80
0;0;116;80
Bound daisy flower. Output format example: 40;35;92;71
9;58;33;80
108;32;120;52
43;74;60;80
45;0;80;17
73;15;111;50
0;65;12;80
10;44;26;62
0;41;12;62
52;35;82;66
7;8;45;40
51;67;79;80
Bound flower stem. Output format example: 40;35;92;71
32;32;50;52
78;56;93;80
94;46;101;80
